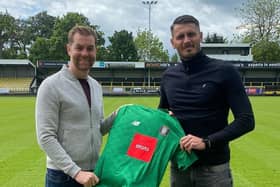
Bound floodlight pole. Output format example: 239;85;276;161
142;1;157;31
142;1;157;87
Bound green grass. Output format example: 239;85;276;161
0;96;279;187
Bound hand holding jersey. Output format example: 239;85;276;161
75;171;99;187
180;134;206;153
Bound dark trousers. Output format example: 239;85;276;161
45;168;83;187
171;162;233;187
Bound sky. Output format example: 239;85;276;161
0;0;247;55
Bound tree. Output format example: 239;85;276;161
237;0;280;62
95;29;107;61
134;29;169;62
238;0;280;43
0;11;17;58
106;30;138;61
12;19;33;58
252;40;280;62
0;11;57;60
6;11;57;60
47;12;92;60
170;53;179;62
28;12;106;62
29;37;52;62
204;33;227;43
50;12;107;61
150;37;169;62
1;48;18;59
29;12;105;62
27;11;57;40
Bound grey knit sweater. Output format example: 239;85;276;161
36;65;114;178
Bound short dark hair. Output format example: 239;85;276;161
170;15;200;33
68;25;98;44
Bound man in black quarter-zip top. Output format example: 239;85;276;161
158;15;255;187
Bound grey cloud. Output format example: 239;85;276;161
1;0;246;55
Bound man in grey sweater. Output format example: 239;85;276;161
36;25;115;187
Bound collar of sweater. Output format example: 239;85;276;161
180;51;209;73
62;64;89;81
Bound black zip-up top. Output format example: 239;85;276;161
159;51;255;166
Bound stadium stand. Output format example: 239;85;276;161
0;59;35;94
29;60;280;96
0;77;33;93
1;59;280;95
1;44;280;95
201;43;253;61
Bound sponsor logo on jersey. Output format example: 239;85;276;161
131;120;141;126
135;144;150;151
127;133;158;162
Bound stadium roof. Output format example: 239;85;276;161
201;43;251;48
0;59;35;68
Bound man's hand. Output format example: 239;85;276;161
75;171;99;187
180;134;206;153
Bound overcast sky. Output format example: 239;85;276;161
1;0;247;55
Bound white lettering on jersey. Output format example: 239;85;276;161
135;144;150;151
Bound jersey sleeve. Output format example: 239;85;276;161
171;146;197;170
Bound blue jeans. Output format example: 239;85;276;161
45;168;83;187
171;162;233;187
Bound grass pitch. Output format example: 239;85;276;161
0;96;279;187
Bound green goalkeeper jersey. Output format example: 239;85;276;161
95;104;197;187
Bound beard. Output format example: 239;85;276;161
180;45;200;60
73;56;95;71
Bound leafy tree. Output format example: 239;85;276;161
12;19;33;58
106;30;138;61
238;0;280;43
29;37;52;63
134;29;169;62
252;40;280;62
0;11;106;61
150;37;169;62
134;29;150;61
1;47;18;58
95;30;107;61
27;11;57;40
29;12;105;62
3;11;56;60
51;12;106;61
237;0;280;62
96;46;109;61
48;12;92;60
170;53;179;62
204;33;227;43
0;11;17;58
